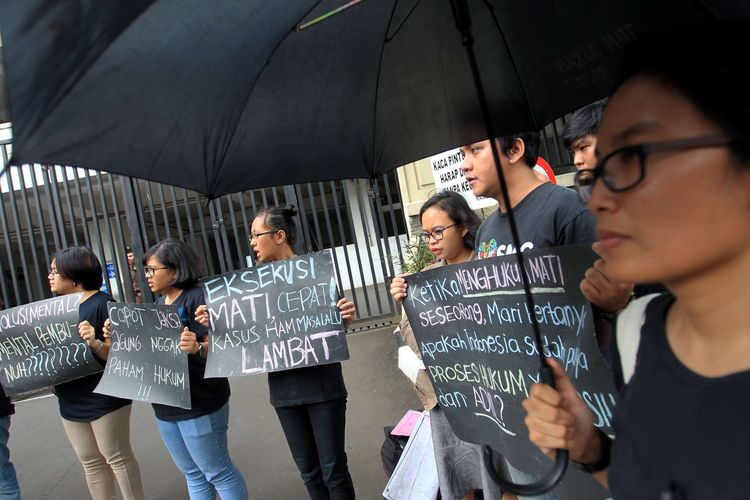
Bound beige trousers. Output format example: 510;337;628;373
61;404;145;500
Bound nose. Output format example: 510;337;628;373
573;151;585;168
587;177;619;215
460;156;471;173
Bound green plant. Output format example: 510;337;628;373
398;237;436;274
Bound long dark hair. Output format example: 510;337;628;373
256;205;298;247
143;238;205;289
419;191;481;250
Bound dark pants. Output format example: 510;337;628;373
275;398;355;500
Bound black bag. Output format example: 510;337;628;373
380;425;409;477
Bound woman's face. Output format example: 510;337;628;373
145;256;176;295
420;206;469;264
250;216;282;263
589;74;750;285
49;259;76;295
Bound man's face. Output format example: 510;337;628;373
460;140;504;199
127;252;135;266
569;134;598;170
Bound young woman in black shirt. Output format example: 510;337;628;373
50;246;144;500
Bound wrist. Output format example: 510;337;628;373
92;339;104;354
195;343;204;355
574;429;611;473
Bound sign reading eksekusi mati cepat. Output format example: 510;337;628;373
403;245;616;499
201;250;349;378
0;293;103;396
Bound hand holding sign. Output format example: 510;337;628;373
337;298;356;328
79;321;96;347
195;305;209;328
179;328;200;355
389;275;408;305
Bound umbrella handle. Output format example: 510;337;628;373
482;365;568;496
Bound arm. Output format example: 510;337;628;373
79;320;110;361
522;358;610;490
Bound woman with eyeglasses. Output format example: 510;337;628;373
196;205;356;499
390;191;513;500
49;246;145;500
522;23;750;498
138;238;247;499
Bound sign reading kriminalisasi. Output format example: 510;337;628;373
202;250;349;378
0;293;103;396
403;245;615;498
95;303;190;409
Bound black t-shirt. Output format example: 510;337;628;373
475;182;597;258
151;286;231;421
55;291;130;422
610;294;750;498
268;363;347;407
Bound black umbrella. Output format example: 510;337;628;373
0;0;739;198
0;0;745;496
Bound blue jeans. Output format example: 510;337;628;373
156;403;247;500
0;416;20;500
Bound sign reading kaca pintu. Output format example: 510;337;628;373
403;245;616;498
202;250;349;377
95;303;191;409
0;293;103;396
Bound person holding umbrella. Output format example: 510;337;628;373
49;246;145;500
522;23;750;498
196;205;356;499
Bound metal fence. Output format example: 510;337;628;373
0;115;573;327
0;137;407;328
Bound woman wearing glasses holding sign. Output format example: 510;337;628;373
522;24;750;498
390;191;509;500
197;205;356;499
109;239;248;499
50;246;145;500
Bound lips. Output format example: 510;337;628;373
597;228;628;248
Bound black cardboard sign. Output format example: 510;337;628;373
403;245;616;498
202;250;349;377
0;293;103;396
94;303;191;409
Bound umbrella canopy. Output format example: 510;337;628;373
0;0;742;198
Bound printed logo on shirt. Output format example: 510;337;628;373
477;239;534;258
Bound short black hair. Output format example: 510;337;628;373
143;238;205;289
256;205;298;247
562;99;608;149
619;20;750;164
497;132;540;168
419;191;481;250
52;247;103;291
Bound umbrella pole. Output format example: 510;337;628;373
449;0;569;495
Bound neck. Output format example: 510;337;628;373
276;247;296;261
164;287;184;304
494;166;545;213
666;249;750;374
78;289;98;302
445;248;473;266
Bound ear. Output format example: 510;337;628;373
460;226;468;239
506;138;526;165
275;229;286;245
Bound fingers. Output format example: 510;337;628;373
581;259;633;312
389;275;408;304
337;298;356;318
195;305;209;327
179;327;199;354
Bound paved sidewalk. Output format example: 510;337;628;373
8;324;420;499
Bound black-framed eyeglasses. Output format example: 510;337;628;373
144;266;170;277
574;134;733;203
418;223;458;243
249;230;279;242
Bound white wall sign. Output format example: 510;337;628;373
429;148;497;210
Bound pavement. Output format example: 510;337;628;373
8;324;421;499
